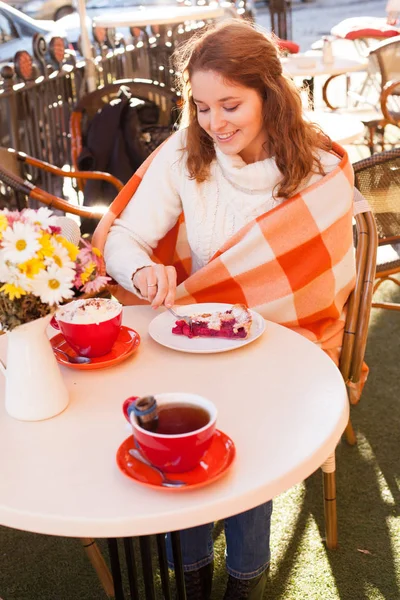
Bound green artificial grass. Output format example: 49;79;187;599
1;282;400;600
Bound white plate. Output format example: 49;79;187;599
148;303;266;354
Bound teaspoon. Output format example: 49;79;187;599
128;448;186;488
53;348;91;365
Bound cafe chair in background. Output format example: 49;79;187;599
0;150;115;299
323;197;377;549
330;16;400;70
0;146;123;215
354;147;400;311
323;36;400;154
70;78;179;177
69;78;178;233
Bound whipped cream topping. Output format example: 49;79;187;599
56;298;122;325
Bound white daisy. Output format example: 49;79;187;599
0;252;11;281
1;222;41;264
0;260;31;292
47;240;76;271
24;207;58;230
31;264;75;305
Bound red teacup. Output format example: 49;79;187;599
51;298;122;358
123;393;217;473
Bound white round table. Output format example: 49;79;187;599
282;53;367;110
281;54;367;78
306;110;365;144
0;306;348;538
92;5;225;29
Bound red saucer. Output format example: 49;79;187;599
116;430;236;491
50;326;140;370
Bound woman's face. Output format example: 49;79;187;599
190;70;268;164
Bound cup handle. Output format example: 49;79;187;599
122;396;139;422
50;315;60;330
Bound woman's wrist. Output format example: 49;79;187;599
132;266;148;296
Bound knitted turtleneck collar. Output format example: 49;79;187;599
214;145;283;195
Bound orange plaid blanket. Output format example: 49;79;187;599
93;141;356;358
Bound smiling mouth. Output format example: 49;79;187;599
215;130;239;142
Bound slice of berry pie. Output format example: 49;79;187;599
172;304;252;340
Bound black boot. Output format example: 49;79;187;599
181;561;213;600
223;570;268;600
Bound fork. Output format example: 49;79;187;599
167;306;193;332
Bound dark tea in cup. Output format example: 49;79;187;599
153;403;210;435
123;393;217;472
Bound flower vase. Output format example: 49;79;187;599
5;314;69;421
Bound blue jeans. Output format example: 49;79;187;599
166;500;272;580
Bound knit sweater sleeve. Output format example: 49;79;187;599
104;131;184;294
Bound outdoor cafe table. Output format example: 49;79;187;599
0;306;349;599
92;5;225;29
282;53;367;109
281;54;367;79
305;110;365;145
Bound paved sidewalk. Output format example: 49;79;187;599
256;0;387;51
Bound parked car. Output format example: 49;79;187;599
0;1;74;69
4;0;74;20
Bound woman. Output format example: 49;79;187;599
99;19;356;600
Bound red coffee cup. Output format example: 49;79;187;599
51;298;122;358
123;393;217;473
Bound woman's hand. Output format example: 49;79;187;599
133;265;177;308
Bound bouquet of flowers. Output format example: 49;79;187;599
0;207;110;332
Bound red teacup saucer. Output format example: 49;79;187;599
50;326;140;370
116;430;236;491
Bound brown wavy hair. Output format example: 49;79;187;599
173;19;332;199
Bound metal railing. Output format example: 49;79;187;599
0;16;219;209
0;33;179;203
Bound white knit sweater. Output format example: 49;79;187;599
104;128;340;294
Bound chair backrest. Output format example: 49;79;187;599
73;78;179;126
353;148;400;245
70;78;179;175
340;209;378;395
370;35;400;90
0;158;104;221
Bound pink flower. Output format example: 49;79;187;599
82;275;111;294
73;273;83;288
76;242;106;277
77;247;93;263
3;209;24;226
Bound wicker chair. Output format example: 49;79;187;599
322;205;377;549
0;146;123;217
353;147;400;311
0;152;116;598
